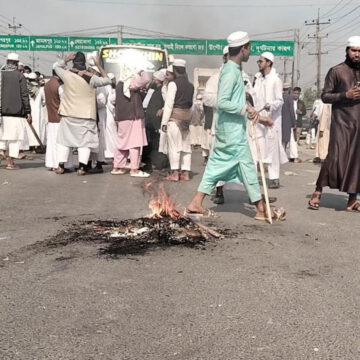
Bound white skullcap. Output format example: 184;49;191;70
227;31;250;48
153;69;166;82
173;58;186;67
107;72;115;80
86;51;97;66
90;65;100;73
23;73;29;78
347;36;360;47
28;72;37;80
7;53;19;61
223;45;229;55
283;82;291;89
261;52;275;63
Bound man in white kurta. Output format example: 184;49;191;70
104;74;117;159
251;52;287;189
160;59;194;181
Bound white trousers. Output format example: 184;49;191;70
289;130;299;159
45;123;73;169
268;155;280;180
0;140;21;158
168;149;191;171
57;144;90;165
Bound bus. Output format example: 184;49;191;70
99;45;169;80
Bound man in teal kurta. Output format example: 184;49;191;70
187;31;270;219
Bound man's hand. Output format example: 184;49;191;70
64;52;76;64
346;86;360;100
156;109;163;117
161;124;167;133
248;106;259;124
26;114;32;124
259;116;273;128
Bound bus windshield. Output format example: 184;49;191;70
100;45;168;80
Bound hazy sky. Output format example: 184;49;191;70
0;0;359;90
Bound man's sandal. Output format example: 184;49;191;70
347;202;360;213
254;207;286;222
308;193;321;210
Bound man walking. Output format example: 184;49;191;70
281;83;300;162
292;86;307;145
160;59;194;181
0;53;32;170
187;31;285;221
251;52;287;189
309;36;360;212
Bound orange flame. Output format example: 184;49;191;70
148;182;182;219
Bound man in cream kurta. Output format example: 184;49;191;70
251;52;287;189
53;52;111;175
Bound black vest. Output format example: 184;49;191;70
173;76;194;110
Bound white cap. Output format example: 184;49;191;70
23;73;29;78
283;82;291;89
173;58;186;67
28;72;37;80
86;51;97;66
7;53;19;61
107;72;115;80
153;69;166;82
347;36;360;47
227;31;250;48
90;65;100;73
223;45;229;55
261;52;274;63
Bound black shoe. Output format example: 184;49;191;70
87;166;104;174
213;194;225;204
268;179;280;189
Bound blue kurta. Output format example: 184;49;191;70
198;60;262;203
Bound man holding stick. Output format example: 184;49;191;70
186;31;285;221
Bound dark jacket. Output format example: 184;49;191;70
295;99;307;127
281;93;296;143
145;86;164;131
1;70;31;117
115;81;145;121
173;76;194;109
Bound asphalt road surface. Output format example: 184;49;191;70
1;146;359;360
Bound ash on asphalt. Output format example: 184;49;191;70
25;217;233;258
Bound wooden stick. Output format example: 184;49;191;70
28;122;45;153
252;122;273;224
191;220;224;239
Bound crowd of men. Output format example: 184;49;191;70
0;31;359;219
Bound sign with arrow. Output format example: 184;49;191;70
30;36;68;51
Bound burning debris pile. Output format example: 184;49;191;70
37;181;226;257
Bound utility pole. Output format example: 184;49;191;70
305;9;330;97
292;28;301;87
8;17;22;34
117;25;123;45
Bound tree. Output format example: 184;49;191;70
303;88;318;109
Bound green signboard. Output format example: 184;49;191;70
122;38;207;55
124;38;294;57
69;37;116;51
0;35;29;51
30;36;68;51
0;35;118;51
